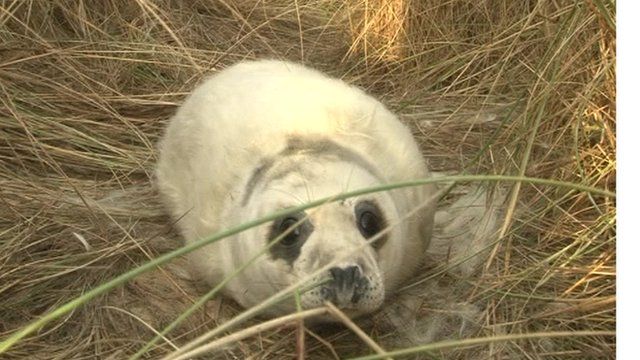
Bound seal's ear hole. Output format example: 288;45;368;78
355;200;387;250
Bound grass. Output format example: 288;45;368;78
0;0;615;359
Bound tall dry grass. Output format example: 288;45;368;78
0;0;615;359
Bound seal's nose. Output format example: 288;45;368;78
323;265;368;307
330;266;358;291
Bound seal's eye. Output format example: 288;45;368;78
278;217;302;247
355;200;387;249
357;210;381;238
268;212;314;266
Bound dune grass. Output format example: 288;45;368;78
0;0;615;359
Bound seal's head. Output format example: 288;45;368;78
223;137;427;318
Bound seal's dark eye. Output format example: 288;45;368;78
355;200;387;250
268;212;313;266
358;211;380;238
278;217;302;247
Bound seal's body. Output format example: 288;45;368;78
156;60;436;318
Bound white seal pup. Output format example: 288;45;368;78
156;60;436;318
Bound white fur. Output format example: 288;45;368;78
156;60;436;317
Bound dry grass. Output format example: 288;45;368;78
0;0;615;359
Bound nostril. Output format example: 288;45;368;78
344;266;357;287
329;267;342;281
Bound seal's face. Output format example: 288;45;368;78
274;199;389;315
235;139;406;316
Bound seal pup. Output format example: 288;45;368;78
156;60;436;318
